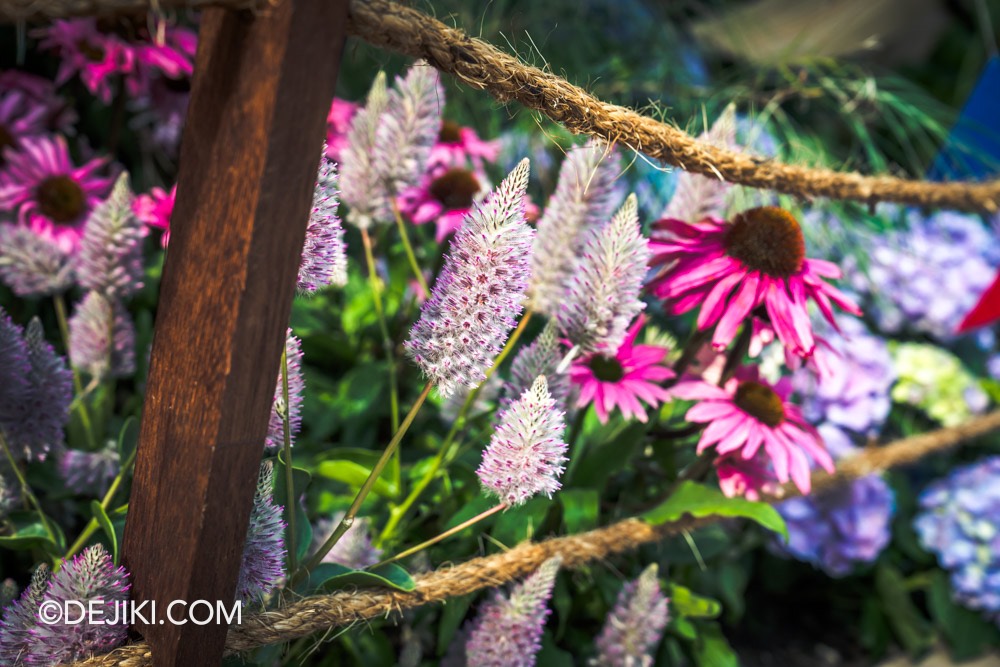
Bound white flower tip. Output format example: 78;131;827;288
369;70;389;109
530;374;549;397
509;158;531;191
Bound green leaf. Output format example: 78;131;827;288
0;511;64;554
314;460;398;499
537;632;574;667
642;481;788;540
307;562;416;594
875;563;935;655
670;617;699;640
90;501;118;564
116;416;140;463
437;594;474;656
693;622;738;667
272;456;313;564
669;584;722;619
560;489;599;533
927;569;999;660
570;422;646;489
492;498;550;546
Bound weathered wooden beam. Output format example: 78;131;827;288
0;0;263;21
119;1;348;664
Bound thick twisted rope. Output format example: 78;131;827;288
64;409;1000;666
2;0;1000;212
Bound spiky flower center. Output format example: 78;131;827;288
429;168;479;211
438;119;463;143
36;175;85;224
75;38;106;62
734;381;785;427
723;206;806;278
589;354;624;383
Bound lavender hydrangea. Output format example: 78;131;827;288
0;565;50;665
557;194;650;354
237;462;286;605
265;330;304;450
915;457;1000;622
844;210;999;341
463;557;561;667
405;159;534;397
340;72;391;229
529;140;620;316
660;106;736;222
59;442;120;496
68;291;136;380
374;63;443;196
1;318;72;461
74;173;146;300
478;376;567;507
298;154;347;293
775;473;895;577
592;564;670;667
27;545;129;665
503;323;571;410
0;224;73;297
313;512;381;569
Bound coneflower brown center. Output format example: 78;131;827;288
589;355;624;383
0;124;14;164
723;206;806;278
75;39;106;63
734;381;785;427
429;168;479;211
36;175;85;224
438;119;463;143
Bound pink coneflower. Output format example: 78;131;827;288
0;91;47;164
0;135;112;253
569;315;673;424
133;184;175;247
325;98;358;162
397;165;487;242
715;451;783;501
35;19;134;104
648;206;861;358
0;70;77;133
673;368;834;495
430;119;500;170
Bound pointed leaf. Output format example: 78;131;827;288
642;481;788;540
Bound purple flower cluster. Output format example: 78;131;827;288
503;324;570;410
0;224;73;297
915;457;1000;622
592;564;670;667
0;313;72;461
405;160;534;397
74;173;146;300
298;154;347;293
68;291;136;380
59;443;120;496
265;330;304;450
844;210;999;341
313;512;381;570
463;557;561;667
236;462;286;606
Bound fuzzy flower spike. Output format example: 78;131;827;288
75;172;146;300
405;159;534;397
237;462;286;605
592;563;670;667
463;557;562;667
558;193;650;354
340;72;390;229
298;152;347;293
674;368;833;495
648;206;860;358
478;375;568;507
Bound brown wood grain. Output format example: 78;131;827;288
119;1;349;664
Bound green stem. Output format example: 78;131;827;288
280;345;298;573
670;326;713;382
377;503;506;567
563;405;590;483
0;431;57;551
376;311;534;545
53;294;97;449
392;200;430;297
63;442;138;562
361;228;401;432
293;382;433;583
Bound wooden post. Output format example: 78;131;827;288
120;1;349;664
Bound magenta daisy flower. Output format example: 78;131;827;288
0;70;77;133
569;315;674;424
325;98;359;162
0;136;112;253
0;91;47;164
673;368;833;495
398;165;488;242
35;19;134;104
715;451;783;501
430;119;500;170
133;184;175;247
648;206;861;358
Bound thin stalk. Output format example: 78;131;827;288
554;344;581;374
377;311;533;545
670;326;713;382
718;322;753;386
360;228;401;432
294;382;433;581
0;431;57;549
53;294;97;449
63;442;138;562
376;503;506;566
280;345;297;573
392;200;430;297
